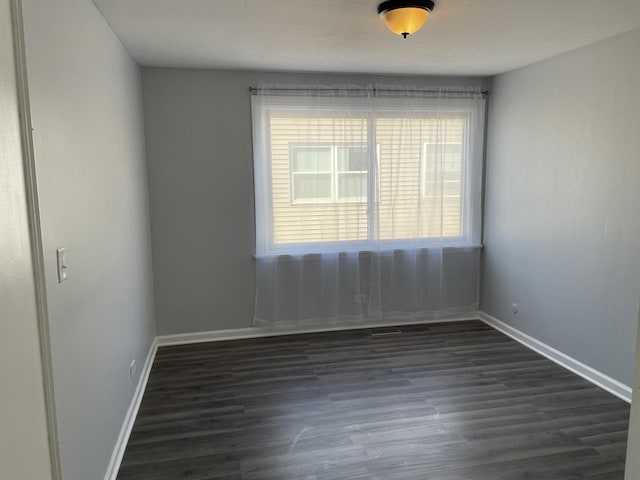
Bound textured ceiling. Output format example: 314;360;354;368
92;0;640;75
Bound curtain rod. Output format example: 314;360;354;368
248;86;489;96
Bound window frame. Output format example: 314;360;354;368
252;94;485;257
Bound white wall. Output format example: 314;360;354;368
482;28;640;385
20;0;156;478
0;1;53;478
141;68;490;335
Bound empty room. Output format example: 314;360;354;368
3;0;640;479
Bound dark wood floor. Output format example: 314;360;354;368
117;320;630;480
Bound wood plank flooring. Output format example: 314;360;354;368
117;320;630;480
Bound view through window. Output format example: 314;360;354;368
252;93;484;255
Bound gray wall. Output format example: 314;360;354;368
21;0;156;478
141;68;490;335
482;28;640;385
0;1;53;478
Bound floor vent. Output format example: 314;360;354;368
370;327;402;336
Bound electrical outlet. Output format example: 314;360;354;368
511;303;519;314
129;359;137;380
354;294;367;304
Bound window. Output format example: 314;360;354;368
252;93;485;256
423;142;464;199
337;146;368;201
290;145;368;203
421;142;465;236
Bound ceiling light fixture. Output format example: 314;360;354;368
377;0;435;39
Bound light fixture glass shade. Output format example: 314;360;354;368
381;7;429;37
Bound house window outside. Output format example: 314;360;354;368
290;145;368;203
422;142;464;199
420;142;465;236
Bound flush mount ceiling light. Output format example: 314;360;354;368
377;0;435;39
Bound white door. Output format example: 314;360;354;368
625;305;640;479
0;1;54;479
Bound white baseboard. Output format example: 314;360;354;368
155;314;480;347
157;314;633;404
103;338;158;480
478;311;632;403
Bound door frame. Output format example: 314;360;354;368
10;0;62;478
625;303;640;478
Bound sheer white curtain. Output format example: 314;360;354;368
252;84;485;328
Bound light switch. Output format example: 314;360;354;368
56;247;68;283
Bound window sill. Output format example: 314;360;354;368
253;244;483;260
